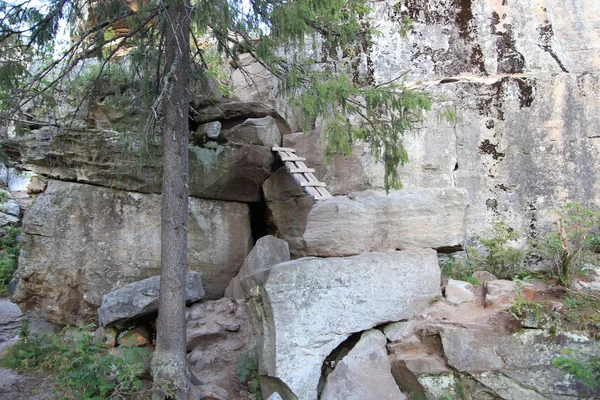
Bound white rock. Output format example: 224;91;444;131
248;249;440;400
321;330;407;400
303;189;469;257
445;279;476;304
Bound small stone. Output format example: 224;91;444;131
445;279;475;304
472;270;497;283
117;327;149;348
383;321;415;342
94;326;118;347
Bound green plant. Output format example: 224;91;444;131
0;226;22;295
0;324;149;399
440;256;479;285
508;285;544;326
535;202;600;286
236;351;262;400
559;292;600;336
553;348;600;390
469;221;528;279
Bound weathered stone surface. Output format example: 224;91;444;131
186;299;252;391
98;271;204;326
304;188;469;257
231;60;275;101
445;279;476;304
0;188;20;217
248;250;440;400
197;121;222;140
225;235;290;300
0;298;22;354
321;330;407;400
441;328;600;399
13;180;252;325
222;116;282;148
5;127;274;202
262;167;315;258
117;326;150;347
192;100;290;134
472;270;497;283
188;144;274;202
383;321;416;343
484;280;517;308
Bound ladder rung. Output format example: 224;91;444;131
288;167;315;173
301;181;327;187
281;155;306;162
272;146;296;152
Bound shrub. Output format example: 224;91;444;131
535;202;600;286
469;221;528;279
553;348;600;390
0;226;21;295
236;350;262;400
440;256;479;285
0;324;149;399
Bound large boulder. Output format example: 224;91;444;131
321;330;406;400
304;188;469;257
98;271;204;326
262;168;315;258
247;249;440;400
224;235;290;300
13;180;252;325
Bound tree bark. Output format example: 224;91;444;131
151;0;191;398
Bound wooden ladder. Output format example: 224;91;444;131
272;146;333;201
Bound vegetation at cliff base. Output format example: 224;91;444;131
0;226;21;295
0;323;150;399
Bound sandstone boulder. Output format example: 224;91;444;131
262;168;314;258
222;116;282;148
192;100;290;134
321;330;406;400
224;235;290;300
98;271;204;326
13;181;252;325
445;279;476;304
247;249;440;400
304;188;469;257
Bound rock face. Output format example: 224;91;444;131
321;330;406;400
225;235;290;300
262;168;315;258
98;271;205;326
5;125;274;203
260;0;600;241
13;180;252;325
248;249;440;400
304;189;469;257
186;299;252;392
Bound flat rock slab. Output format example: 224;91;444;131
13;180;252;325
321;330;406;400
249;249;440;400
98;271;204;326
303;188;469;257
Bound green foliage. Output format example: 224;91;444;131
560;292;600;336
553;348;600;390
534;202;600;286
440;256;479;285
236;351;262;400
508;284;544;325
0;324;149;399
0;226;21;295
469;221;528;279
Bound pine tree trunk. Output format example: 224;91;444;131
151;0;191;398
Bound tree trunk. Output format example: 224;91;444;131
151;0;191;398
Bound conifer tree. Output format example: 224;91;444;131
0;0;433;397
